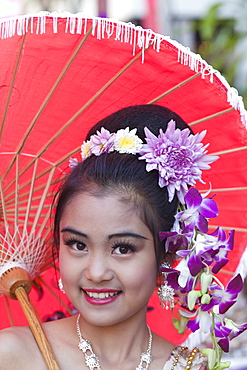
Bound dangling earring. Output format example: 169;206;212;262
58;278;66;294
158;262;175;310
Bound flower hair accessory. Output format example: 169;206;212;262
77;120;218;204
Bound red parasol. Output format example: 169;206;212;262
0;12;246;347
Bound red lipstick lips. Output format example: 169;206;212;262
83;289;121;305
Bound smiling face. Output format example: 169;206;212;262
59;191;158;327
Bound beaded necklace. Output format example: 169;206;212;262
76;314;153;370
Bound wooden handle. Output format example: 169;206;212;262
15;286;61;370
0;267;61;370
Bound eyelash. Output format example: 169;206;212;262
63;237;86;251
63;238;137;254
111;241;137;255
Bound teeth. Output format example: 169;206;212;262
85;291;118;299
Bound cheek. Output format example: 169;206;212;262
126;258;158;292
59;247;77;282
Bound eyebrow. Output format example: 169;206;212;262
61;227;87;238
108;232;148;240
61;227;148;240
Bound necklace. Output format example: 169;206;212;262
76;314;153;370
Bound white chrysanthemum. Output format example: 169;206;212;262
80;140;92;160
114;127;143;154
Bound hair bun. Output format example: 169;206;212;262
86;104;193;141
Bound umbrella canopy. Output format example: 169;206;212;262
0;12;247;343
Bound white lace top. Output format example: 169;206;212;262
162;346;208;370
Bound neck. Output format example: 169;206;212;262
77;313;151;365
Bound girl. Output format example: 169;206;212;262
0;104;208;369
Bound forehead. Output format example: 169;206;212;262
60;191;151;236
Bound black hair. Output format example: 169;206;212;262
53;105;193;268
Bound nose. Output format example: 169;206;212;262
84;251;114;283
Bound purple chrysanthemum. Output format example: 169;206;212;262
90;127;115;155
138;120;218;203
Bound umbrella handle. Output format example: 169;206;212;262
0;266;61;370
15;285;61;370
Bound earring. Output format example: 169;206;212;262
58;278;66;294
158;262;175;310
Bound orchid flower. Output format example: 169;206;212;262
176;187;218;233
158;187;247;370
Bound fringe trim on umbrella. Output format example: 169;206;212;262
0;12;246;127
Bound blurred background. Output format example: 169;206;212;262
1;0;247;368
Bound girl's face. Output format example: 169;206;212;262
59;191;158;327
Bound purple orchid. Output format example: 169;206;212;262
159;230;189;254
195;228;235;274
90;127;115;155
176;187;218;233
214;318;232;352
214;317;247;353
157;185;245;368
138;120;218;203
187;309;212;334
210;274;243;314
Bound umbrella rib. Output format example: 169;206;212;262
0;33;27;143
7;205;51;213
36;211;52;241
219;269;235;276
2;143;78;198
208;225;247;232
0;179;9;231
14;154;19;245
1;25;93;182
2;219;50;229
210;146;247;156
23;158;39;233
42;227;53;243
147;75;237;126
3;47;145;193
201;187;247;193
5;194;54;206
30;167;56;236
5;178;60;204
189;108;234;126
147;72;201;103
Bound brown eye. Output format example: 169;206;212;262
118;246;129;254
75;242;86;251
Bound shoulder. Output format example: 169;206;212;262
163;346;208;370
0;326;45;370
